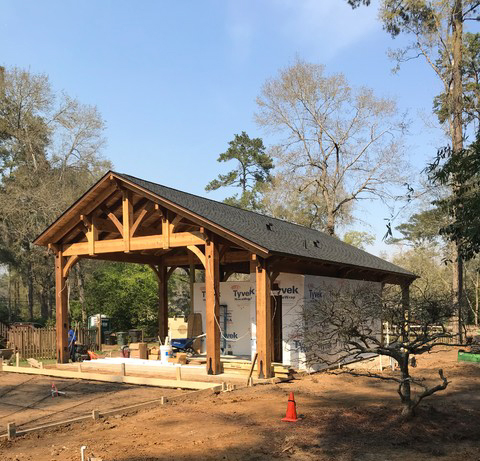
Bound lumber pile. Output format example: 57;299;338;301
129;342;148;359
148;346;160;360
222;360;295;380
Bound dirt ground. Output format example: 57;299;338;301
1;347;480;461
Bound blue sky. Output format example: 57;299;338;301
0;0;464;256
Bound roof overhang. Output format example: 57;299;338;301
34;171;270;257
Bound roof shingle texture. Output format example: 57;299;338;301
118;172;414;278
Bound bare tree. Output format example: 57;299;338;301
256;59;408;236
301;285;456;418
0;66;109;322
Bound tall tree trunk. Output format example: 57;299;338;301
475;271;479;326
40;287;48;321
27;263;34;321
75;265;87;325
7;265;12;322
452;0;464;343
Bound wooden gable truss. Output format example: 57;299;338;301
39;173;274;377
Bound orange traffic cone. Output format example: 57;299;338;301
281;391;299;422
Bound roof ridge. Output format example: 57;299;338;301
113;171;414;277
116;171;336;235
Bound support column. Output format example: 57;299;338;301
401;282;410;344
55;250;69;363
158;265;168;343
255;256;273;379
189;260;195;315
205;236;221;375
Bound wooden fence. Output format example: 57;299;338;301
6;326;99;360
0;321;9;342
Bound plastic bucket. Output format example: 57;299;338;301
160;345;173;364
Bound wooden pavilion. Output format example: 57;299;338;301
34;171;416;378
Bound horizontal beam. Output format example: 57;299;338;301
62;231;205;257
164;250;250;267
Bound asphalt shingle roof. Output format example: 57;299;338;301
117;172;414;279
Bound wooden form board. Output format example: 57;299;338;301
1;365;222;391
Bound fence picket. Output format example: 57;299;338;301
6;326;99;360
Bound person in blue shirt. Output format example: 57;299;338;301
68;328;77;362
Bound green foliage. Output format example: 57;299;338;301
389;207;447;247
206;131;273;211
84;263;159;336
426;136;480;260
433;33;480;127
84;263;191;336
342;231;375;250
381;0;438;38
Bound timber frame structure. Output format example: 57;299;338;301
34;171;416;378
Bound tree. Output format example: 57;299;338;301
206;131;273;210
256;59;407;236
0;66;109;321
83;262;190;335
426;137;480;260
389;207;447;247
301;285;454;418
379;0;480;343
342;231;375;250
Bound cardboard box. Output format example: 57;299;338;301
168;353;187;364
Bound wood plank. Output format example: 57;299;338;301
165;250;250;267
100;205;124;236
55;251;69;364
187;245;206;269
162;214;170;249
130;202;153;237
205;237;221;375
170;214;183;233
1;365;222;390
61;231;206;256
122;189;133;252
255;256;273;378
63;255;80;278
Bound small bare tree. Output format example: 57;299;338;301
256;59;408;236
301;284;457;418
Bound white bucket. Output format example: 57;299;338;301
160;345;173;364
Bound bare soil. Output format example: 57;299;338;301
1;348;480;461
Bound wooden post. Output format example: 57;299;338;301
401;282;411;344
120;363;126;376
7;422;16;440
15;352;20;367
205;237;221;375
122;190;133;253
55;250;69;364
158;265;168;344
255;256;273;379
189;261;195;315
